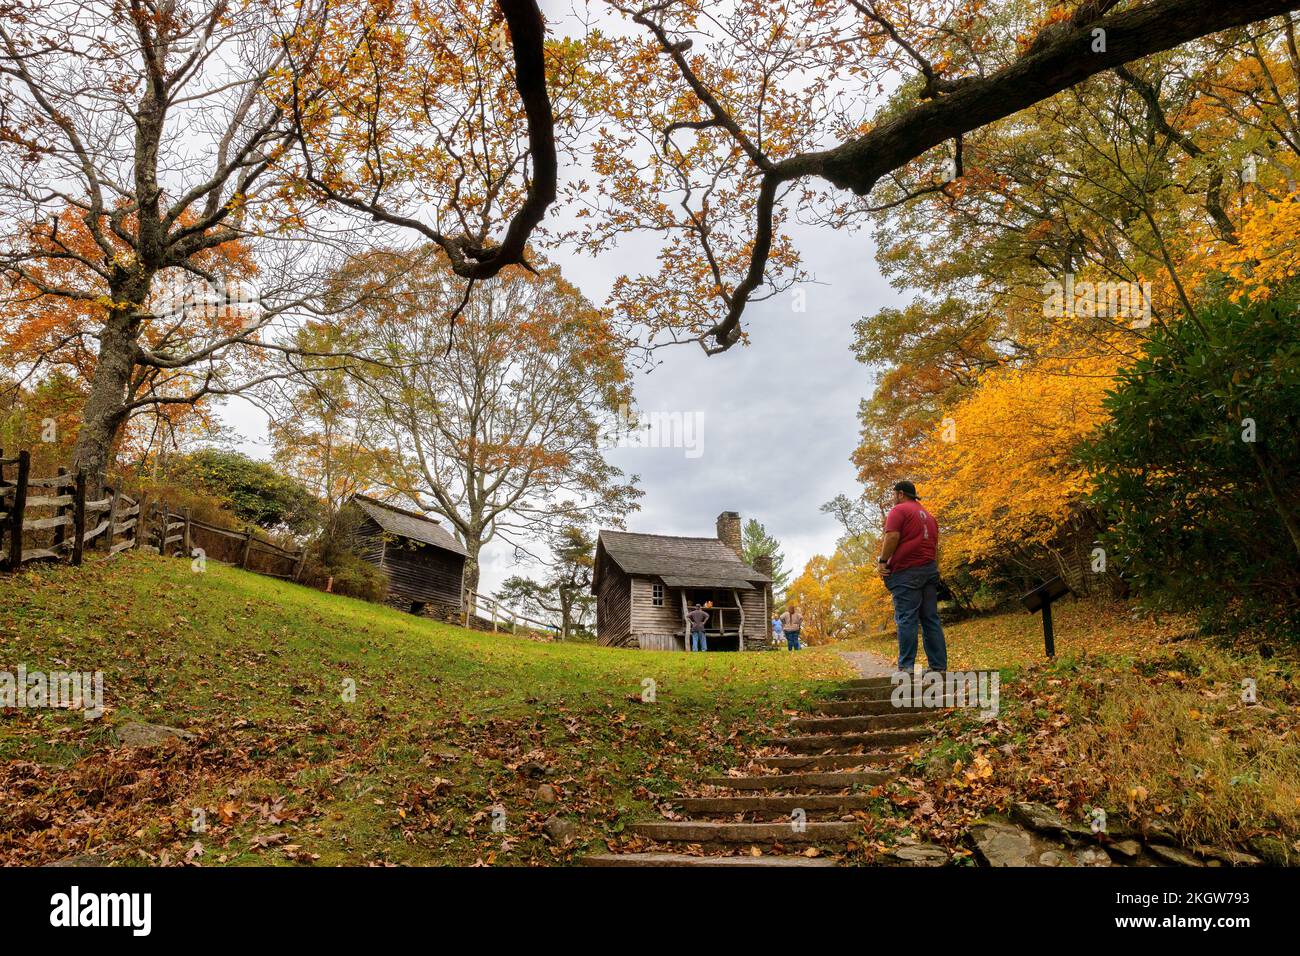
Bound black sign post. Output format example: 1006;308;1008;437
1020;576;1071;658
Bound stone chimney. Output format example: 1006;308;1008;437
716;511;742;557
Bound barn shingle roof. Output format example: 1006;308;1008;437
351;495;468;557
596;530;769;590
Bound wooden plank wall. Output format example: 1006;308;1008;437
381;538;464;607
621;575;771;652
349;519;387;566
595;556;633;647
630;577;683;638
739;585;770;650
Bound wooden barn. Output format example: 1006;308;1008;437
592;511;773;651
345;495;467;616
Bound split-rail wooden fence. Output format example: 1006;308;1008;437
0;449;305;581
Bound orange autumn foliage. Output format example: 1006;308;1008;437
1208;188;1300;302
913;339;1122;572
0;205;259;457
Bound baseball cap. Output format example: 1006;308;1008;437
893;480;920;500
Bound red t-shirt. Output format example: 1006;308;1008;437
884;500;938;571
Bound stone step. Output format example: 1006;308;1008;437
788;711;937;735
842;676;904;690
756;753;905;771
675;794;878;816
813;698;931;716
581;852;837;867
826;686;974;706
826;686;897;701
768;727;933;754
702;770;891;791
630;820;864;844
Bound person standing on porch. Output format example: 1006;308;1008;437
779;605;802;651
686;603;709;653
877;480;947;673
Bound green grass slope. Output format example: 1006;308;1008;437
0;554;852;866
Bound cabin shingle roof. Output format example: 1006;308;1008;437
596;529;769;590
351;495;468;557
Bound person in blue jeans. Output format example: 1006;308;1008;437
779;606;803;651
879;481;947;672
686;603;709;652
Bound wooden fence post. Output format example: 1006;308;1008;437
7;450;30;570
107;486;122;557
52;466;68;551
240;529;253;569
133;494;148;550
292;547;306;582
160;502;170;556
182;507;192;558
70;470;86;567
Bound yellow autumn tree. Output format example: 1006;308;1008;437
914;338;1123;575
1208;188;1300;302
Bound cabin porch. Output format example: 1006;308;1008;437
676;586;745;652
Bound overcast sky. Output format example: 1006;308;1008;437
216;4;906;594
218;221;898;593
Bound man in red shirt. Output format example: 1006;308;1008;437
878;480;947;673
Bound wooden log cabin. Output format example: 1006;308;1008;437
345;495;467;616
592;511;773;651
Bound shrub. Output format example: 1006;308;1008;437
1082;293;1300;636
298;509;389;603
169;449;320;533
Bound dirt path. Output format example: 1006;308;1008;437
837;648;896;679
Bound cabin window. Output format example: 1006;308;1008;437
652;583;664;606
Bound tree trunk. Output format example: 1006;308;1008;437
71;304;142;490
558;590;572;641
1248;442;1300;560
462;539;482;616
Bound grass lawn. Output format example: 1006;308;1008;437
0;554;853;866
832;596;1204;670
4;556;1295;866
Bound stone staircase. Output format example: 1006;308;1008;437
582;674;946;867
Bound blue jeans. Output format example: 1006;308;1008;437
884;561;947;672
786;629;800;651
690;629;707;652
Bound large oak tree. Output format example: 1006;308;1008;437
293;247;640;603
5;0;1300;486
